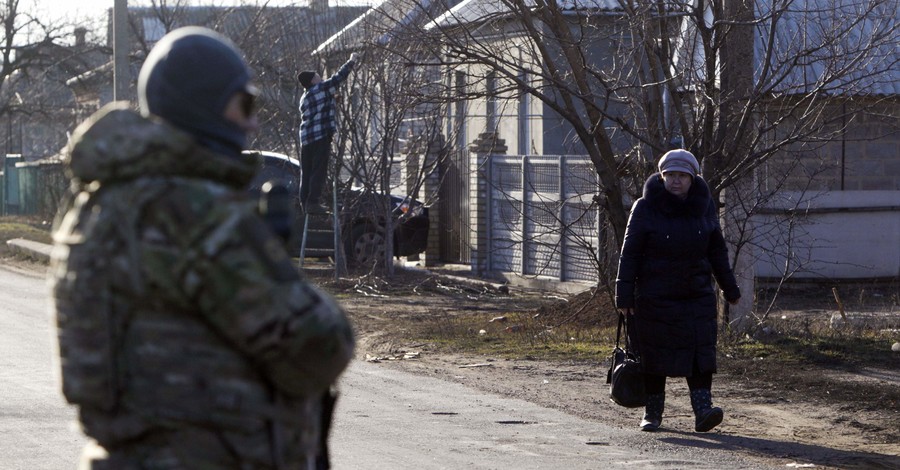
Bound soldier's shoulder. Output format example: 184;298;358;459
66;103;193;183
70;102;158;147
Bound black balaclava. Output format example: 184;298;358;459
138;26;255;157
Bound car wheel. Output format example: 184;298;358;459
347;223;386;266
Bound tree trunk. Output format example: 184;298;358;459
719;0;756;333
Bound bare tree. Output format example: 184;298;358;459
411;0;895;235
0;0;100;160
352;0;898;328
118;1;350;156
309;0;459;274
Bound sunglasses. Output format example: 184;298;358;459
240;92;256;117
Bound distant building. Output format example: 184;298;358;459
68;2;368;156
315;0;900;283
0;27;107;162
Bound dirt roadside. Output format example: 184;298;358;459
8;250;898;469
310;266;900;470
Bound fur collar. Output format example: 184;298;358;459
641;172;712;217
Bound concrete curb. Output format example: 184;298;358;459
6;238;52;263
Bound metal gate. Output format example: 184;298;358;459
489;155;601;282
439;148;471;263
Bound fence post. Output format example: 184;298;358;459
3;154;23;215
468;132;507;276
559;154;567;281
520;155;528;275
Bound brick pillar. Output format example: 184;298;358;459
400;135;445;267
468;132;507;276
399;137;425;198
421;136;444;267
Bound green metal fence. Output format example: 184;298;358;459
3;154;22;215
2;154;67;219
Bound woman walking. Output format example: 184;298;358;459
615;149;741;432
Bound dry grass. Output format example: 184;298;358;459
0;216;53;256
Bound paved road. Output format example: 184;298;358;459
0;264;84;469
0;263;782;469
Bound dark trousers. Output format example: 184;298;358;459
300;134;333;207
645;371;713;394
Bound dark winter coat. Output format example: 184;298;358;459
615;173;740;377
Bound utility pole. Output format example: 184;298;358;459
113;0;130;102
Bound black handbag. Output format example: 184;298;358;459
606;313;647;408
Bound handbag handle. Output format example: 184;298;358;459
616;312;639;355
615;312;625;347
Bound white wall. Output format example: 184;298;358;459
753;191;900;279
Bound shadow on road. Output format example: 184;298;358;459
658;432;899;469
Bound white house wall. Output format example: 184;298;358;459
753;190;900;279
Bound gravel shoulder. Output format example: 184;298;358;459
324;266;900;470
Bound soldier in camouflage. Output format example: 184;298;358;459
49;27;354;469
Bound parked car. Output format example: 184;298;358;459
244;150;429;265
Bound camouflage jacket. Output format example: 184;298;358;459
50;103;354;468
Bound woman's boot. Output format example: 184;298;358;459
690;388;723;432
640;393;665;431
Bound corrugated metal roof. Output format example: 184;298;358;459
677;0;899;96
425;0;623;30
758;0;899;96
316;0;897;97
